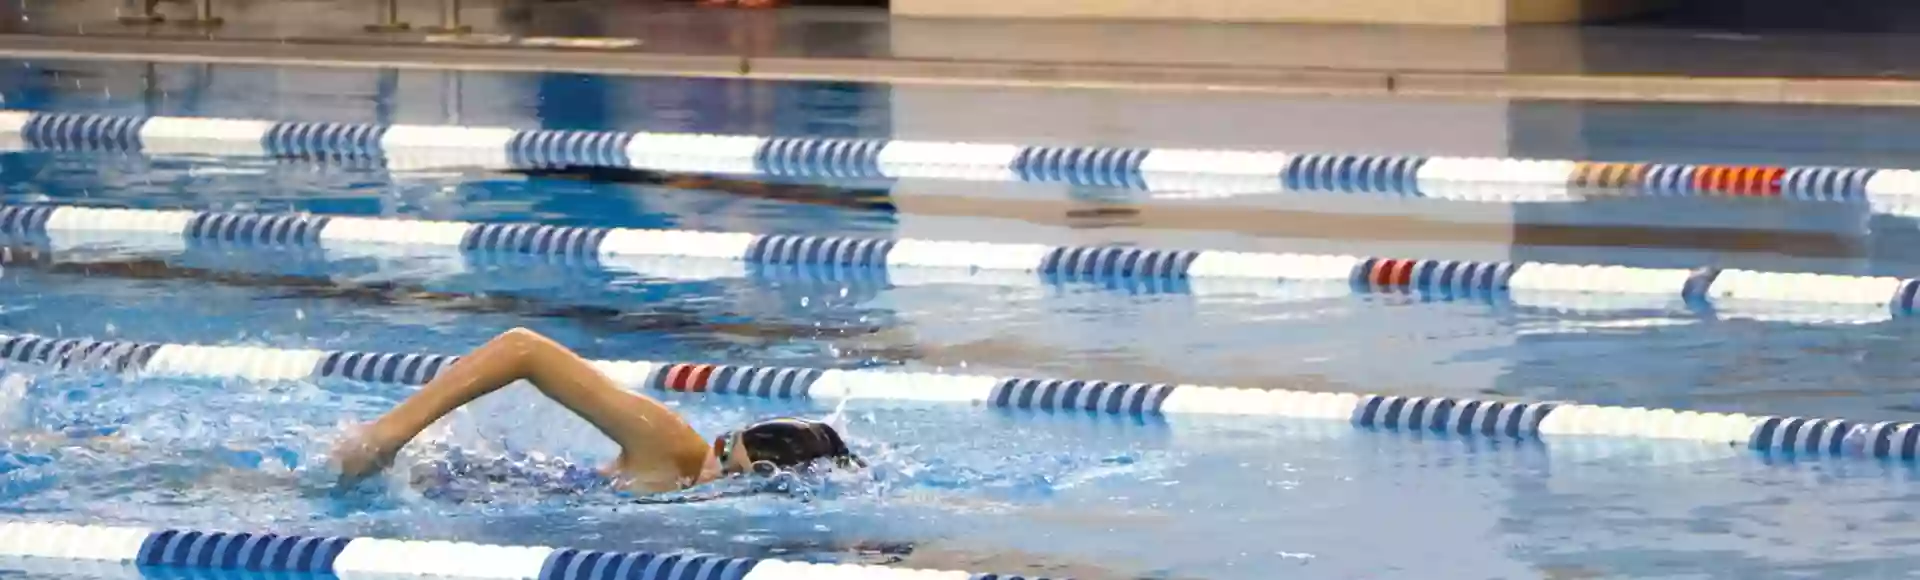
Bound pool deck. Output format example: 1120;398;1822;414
8;0;1920;106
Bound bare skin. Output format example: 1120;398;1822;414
331;327;756;494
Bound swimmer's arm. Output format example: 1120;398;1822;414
340;328;714;491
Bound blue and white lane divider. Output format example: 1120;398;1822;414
2;222;1886;327
13;110;1920;205
3;332;1919;463
0;521;1036;580
3;203;1918;322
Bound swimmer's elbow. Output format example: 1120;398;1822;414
489;327;565;368
496;327;552;345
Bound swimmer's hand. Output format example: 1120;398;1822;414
330;424;400;486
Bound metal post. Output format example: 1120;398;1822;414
374;68;398;126
365;0;409;31
174;0;221;27
140;62;158;111
423;0;470;33
117;0;162;24
443;71;464;125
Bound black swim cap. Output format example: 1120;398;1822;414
728;417;861;471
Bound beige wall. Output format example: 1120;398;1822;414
893;0;1670;26
886;18;1512;72
6;60;549;134
886;83;1514;155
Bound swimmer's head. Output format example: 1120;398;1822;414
713;417;862;476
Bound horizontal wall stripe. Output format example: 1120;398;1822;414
8;110;1920;205
4;202;1915;322
0;522;1043;579
3;332;1915;468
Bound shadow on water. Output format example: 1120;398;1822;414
0;244;884;346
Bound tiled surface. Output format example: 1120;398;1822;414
4;0;1920;103
12;0;1920;76
888;0;1523;26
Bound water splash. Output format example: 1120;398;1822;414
0;372;33;432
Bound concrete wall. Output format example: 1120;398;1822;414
886;84;1513;154
885;18;1511;72
891;0;1673;25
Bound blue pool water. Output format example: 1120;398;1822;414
5;57;1920;579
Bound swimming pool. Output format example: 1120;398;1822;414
5;57;1920;580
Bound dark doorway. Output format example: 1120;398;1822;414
1628;0;1920;33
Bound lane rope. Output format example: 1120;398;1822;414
1;203;1915;322
0;521;1035;580
2;332;1916;463
3;110;1920;205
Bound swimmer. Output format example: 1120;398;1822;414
330;327;862;495
1;324;856;499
